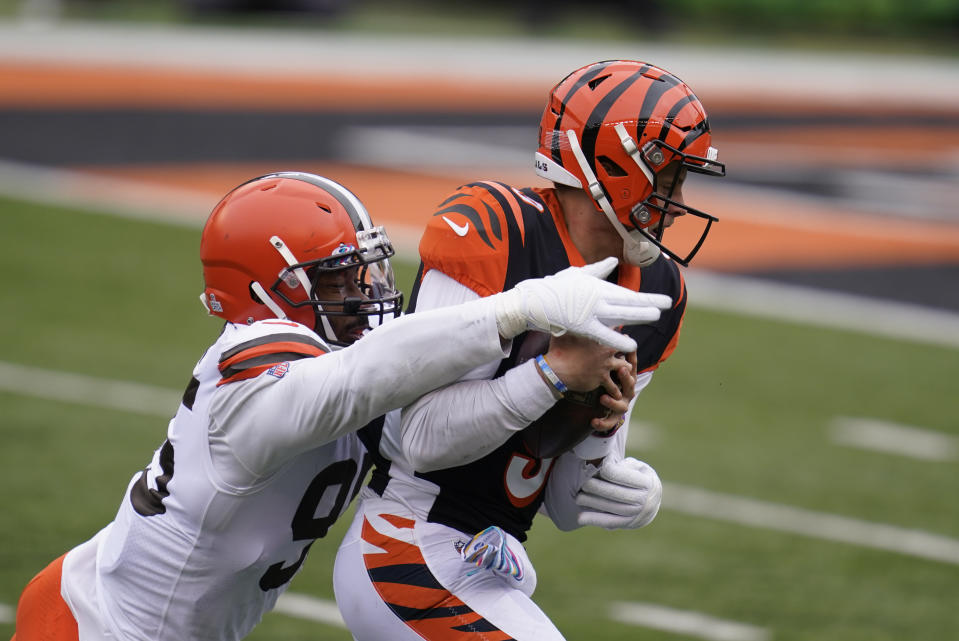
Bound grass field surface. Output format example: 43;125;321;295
1;195;957;640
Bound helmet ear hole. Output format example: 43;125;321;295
249;282;264;304
597;155;628;177
587;74;611;90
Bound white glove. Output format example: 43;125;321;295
460;525;535;596
493;257;672;353
575;457;662;530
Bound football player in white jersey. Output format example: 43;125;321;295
10;171;673;641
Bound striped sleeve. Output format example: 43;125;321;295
418;181;530;298
217;332;328;386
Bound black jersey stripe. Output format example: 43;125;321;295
471;181;523;244
405;261;426;314
468;181;512;217
130;439;175;517
435;200;496;249
385;602;478;623
182;376;200;410
219;351;318;380
219;332;326;363
550;60;617;163
452;618;507;633
367;562;445;590
580;67;649;171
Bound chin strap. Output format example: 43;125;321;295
564;130;660;267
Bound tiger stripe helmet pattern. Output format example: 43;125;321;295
535;59;725;266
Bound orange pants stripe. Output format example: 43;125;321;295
11;554;80;641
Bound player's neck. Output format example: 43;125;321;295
554;187;625;265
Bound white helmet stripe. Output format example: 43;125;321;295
613;123;656;187
268;233;338;341
274;171;373;231
566;129;661;267
269;235;312;295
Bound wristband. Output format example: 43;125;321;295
535;354;568;397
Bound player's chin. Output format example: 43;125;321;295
340;324;371;344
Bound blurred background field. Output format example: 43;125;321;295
1;1;958;639
2;0;958;54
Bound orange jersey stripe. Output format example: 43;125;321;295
216;363;278;387
217;340;325;374
360;515;516;640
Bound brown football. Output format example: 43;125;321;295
514;331;614;459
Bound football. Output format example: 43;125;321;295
514;331;616;459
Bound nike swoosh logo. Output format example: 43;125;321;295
442;215;470;237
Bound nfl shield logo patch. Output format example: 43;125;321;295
266;362;290;379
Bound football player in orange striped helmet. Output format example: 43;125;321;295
536;59;725;267
335;60;722;641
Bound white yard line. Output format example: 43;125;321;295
0;602;12;624
4;360;959;567
625;421;659;451
0;360;180;418
683;270;959;350
274;592;345;628
829;416;958;462
663;482;959;565
609;601;770;641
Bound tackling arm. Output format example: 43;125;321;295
399;270;558;471
221;259;671;475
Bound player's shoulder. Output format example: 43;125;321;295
420;180;545;296
217;319;326;352
214;320;329;386
423;180;539;248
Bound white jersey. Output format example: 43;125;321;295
59;298;510;641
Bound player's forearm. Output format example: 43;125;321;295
400;358;557;471
295;298;512;446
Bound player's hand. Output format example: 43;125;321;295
591;352;637;433
575;457;662;530
544;334;630;394
494;257;671;352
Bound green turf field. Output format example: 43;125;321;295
1;195;957;640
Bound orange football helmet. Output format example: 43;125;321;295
535;59;725;266
199;172;402;344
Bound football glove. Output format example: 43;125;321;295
460;525;535;595
493;257;671;353
461;526;523;579
575;456;662;530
